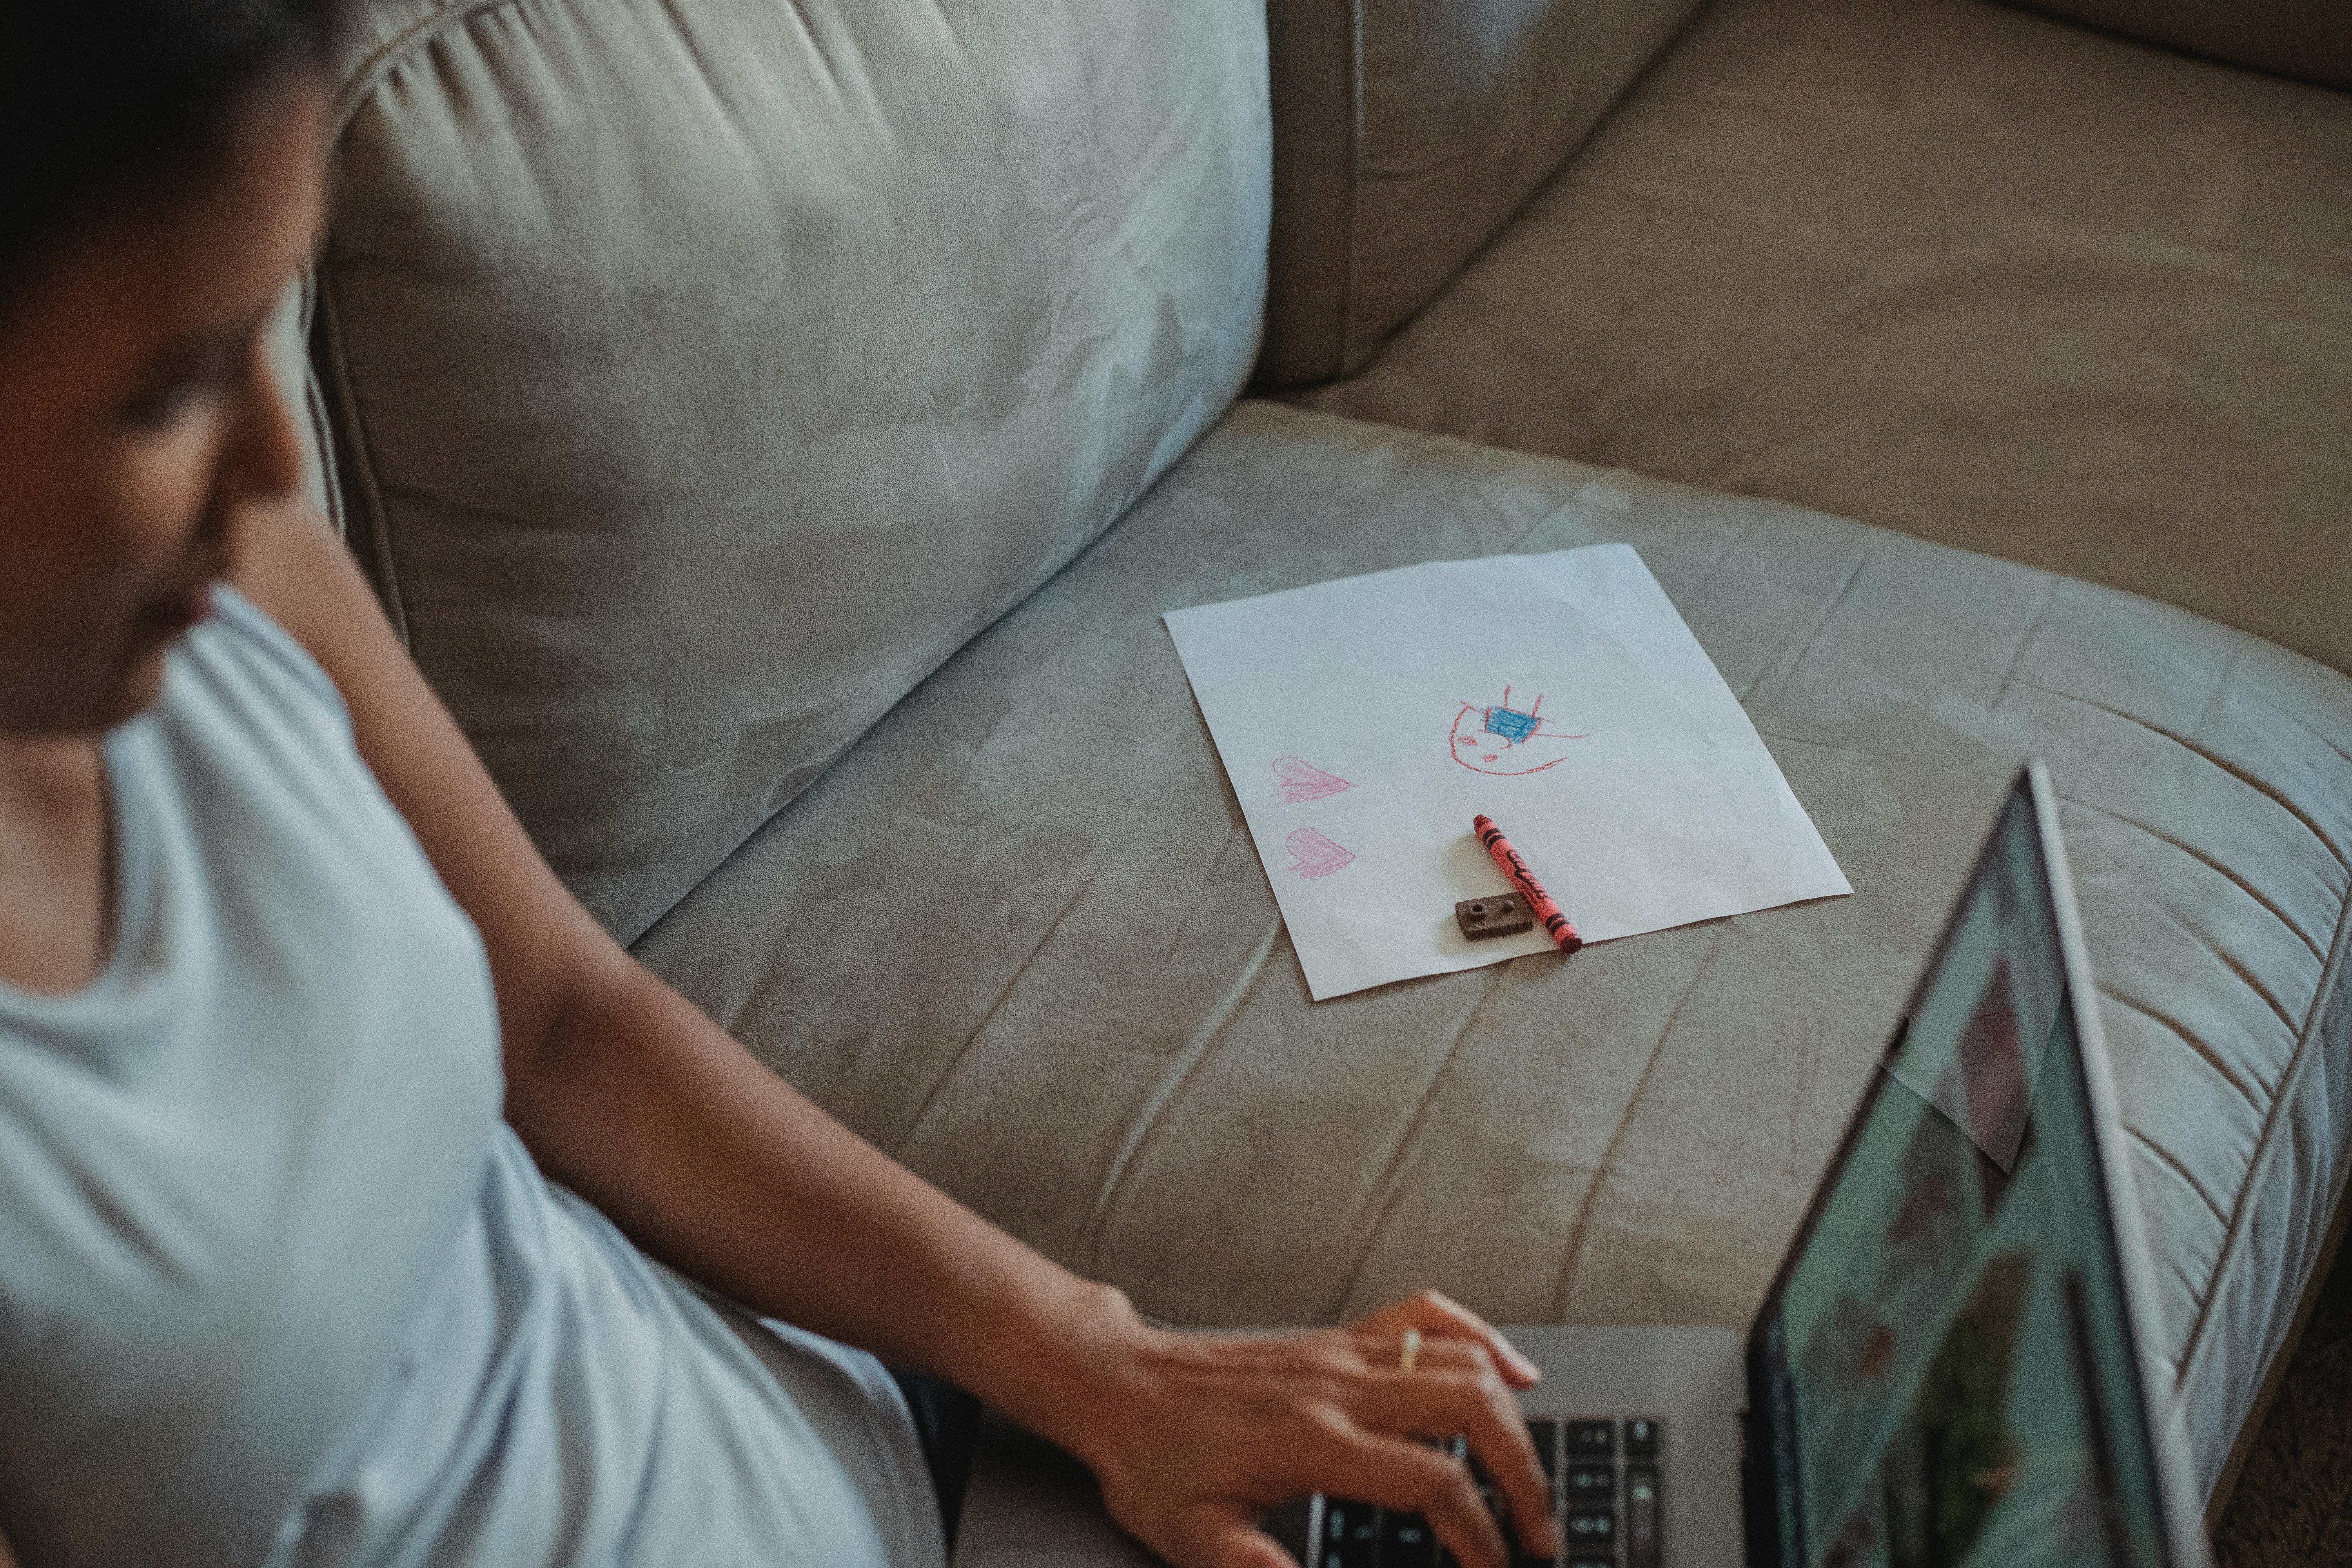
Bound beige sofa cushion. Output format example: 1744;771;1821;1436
637;401;2352;1498
2013;0;2352;91
1257;0;1708;387
308;0;1270;941
1297;0;2352;680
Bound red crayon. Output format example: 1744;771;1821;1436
1473;813;1582;953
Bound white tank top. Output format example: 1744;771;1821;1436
0;588;942;1568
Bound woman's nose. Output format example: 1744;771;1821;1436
214;333;306;507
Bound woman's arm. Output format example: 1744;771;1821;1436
231;502;1557;1568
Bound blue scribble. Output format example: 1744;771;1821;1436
1483;705;1539;744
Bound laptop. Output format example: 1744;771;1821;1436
951;763;2213;1568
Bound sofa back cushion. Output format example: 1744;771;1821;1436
2012;0;2352;91
1256;0;1706;387
309;0;1270;942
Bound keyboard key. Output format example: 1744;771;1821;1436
1564;1419;1615;1459
1564;1506;1618;1548
1525;1417;1559;1479
1381;1508;1440;1568
1626;1466;1662;1568
1625;1417;1664;1458
1318;1498;1381;1568
1564;1462;1615;1503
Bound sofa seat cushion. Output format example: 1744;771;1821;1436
635;402;2352;1496
1293;0;2352;680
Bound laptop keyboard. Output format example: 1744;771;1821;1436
1307;1417;1665;1568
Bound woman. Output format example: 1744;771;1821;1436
0;4;1558;1566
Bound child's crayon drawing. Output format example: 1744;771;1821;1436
1273;755;1354;804
1161;543;1855;999
1449;686;1589;776
1285;827;1356;878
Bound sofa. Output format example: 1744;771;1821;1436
284;0;2352;1537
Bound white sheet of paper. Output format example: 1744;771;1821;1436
1163;543;1851;999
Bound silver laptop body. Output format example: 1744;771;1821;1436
952;765;2212;1568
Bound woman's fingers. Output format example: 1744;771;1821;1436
1211;1533;1301;1568
1347;1308;1555;1556
1370;1330;1488;1377
1164;1506;1299;1568
1074;1310;1563;1568
1350;1289;1540;1387
1338;1430;1513;1568
1355;1367;1558;1559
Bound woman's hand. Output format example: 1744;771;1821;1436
1041;1289;1559;1568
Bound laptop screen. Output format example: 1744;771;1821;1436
1746;780;2176;1568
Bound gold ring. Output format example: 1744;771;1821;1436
1399;1327;1422;1374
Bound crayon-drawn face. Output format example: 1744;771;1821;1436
1448;687;1589;775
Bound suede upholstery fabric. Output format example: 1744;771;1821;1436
293;0;2352;1510
1298;0;2352;680
635;402;2352;1499
1256;0;1709;387
308;0;1270;941
265;285;336;519
2012;0;2352;91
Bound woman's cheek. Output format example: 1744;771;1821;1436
103;403;232;568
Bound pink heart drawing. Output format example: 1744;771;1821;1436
1273;755;1354;804
1285;827;1356;879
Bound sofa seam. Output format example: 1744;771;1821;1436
1335;0;1365;377
327;0;539;149
316;0;550;647
2178;630;2244;751
2008;677;2349;876
892;863;1105;1163
2165;867;2352;1420
2101;989;2266;1120
1754;526;1891;697
1320;0;1718;384
292;269;348;540
623;443;1189;946
1973;573;2060;742
2057;792;2332;973
310;259;411;648
1072;916;1287;1278
1323;967;1505;1322
2124;1122;2234;1233
1544;920;1731;1319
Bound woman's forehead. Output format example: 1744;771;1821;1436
128;80;328;336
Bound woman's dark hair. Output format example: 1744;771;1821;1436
1;0;341;296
